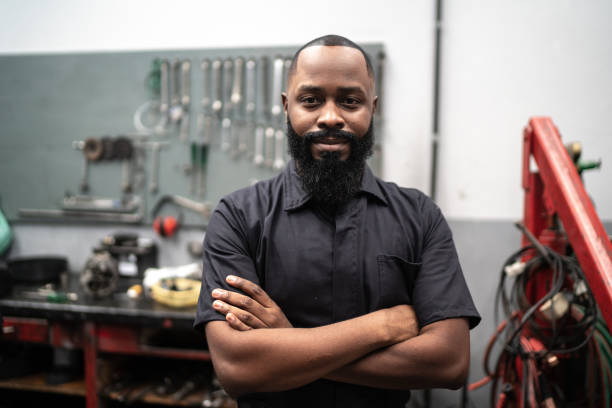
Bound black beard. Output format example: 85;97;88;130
286;118;374;207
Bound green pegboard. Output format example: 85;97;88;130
0;44;384;226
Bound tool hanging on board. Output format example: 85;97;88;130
191;142;209;198
220;58;234;153
179;59;191;142
169;58;184;128
197;59;214;146
230;57;245;157
243;58;257;158
269;57;285;169
254;56;269;167
149;141;169;194
211;58;223;149
157;58;170;132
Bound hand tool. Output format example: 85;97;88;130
220;59;233;153
254;56;269;166
149;141;169;194
72;140;93;193
253;127;265;166
80;155;90;193
273;129;285;170
114;137;135;193
197;59;213;146
169;58;183;127
179;59;192;142
19;207;144;223
171;373;206;402
21;284;78;303
191;142;209;198
211;59;223;148
156;59;170;133
243;58;257;158
230;57;245;157
266;57;284;168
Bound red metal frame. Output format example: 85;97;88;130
522;117;612;330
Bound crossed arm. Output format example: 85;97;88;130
204;275;470;398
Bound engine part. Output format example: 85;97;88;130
81;252;118;298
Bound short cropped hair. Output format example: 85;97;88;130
288;34;375;81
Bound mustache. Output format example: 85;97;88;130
302;128;357;143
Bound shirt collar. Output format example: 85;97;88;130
283;160;388;211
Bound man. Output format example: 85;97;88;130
194;34;480;408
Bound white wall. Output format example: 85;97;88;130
0;0;610;221
439;0;612;220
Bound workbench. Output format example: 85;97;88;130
0;276;232;408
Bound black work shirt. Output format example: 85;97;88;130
195;161;480;408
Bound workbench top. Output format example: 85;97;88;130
0;275;198;330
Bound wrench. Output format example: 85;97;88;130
197;59;213;145
211;59;223;148
254;56;269;167
169;58;183;126
220;59;233;153
150;142;162;194
157;59;170;132
266;57;284;168
230;57;245;157
179;59;191;142
243;58;257;157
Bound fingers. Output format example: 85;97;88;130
213;299;266;329
212;288;268;318
226;312;254;331
225;275;275;308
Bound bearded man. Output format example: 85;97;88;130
194;34;480;408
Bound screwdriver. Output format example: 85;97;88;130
191;142;209;198
21;290;78;303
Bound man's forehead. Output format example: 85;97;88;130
292;45;372;88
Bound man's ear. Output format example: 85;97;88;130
282;92;288;114
372;95;378;116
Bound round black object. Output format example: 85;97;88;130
101;136;115;160
7;256;68;284
113;137;133;160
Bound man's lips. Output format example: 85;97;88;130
312;137;349;145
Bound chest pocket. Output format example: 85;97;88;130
374;254;420;309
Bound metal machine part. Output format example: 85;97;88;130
521;117;612;330
81;252;119;298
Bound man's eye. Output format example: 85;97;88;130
342;97;361;106
300;96;319;105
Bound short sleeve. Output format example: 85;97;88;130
412;198;481;329
193;197;261;332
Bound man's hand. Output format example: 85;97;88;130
211;275;293;330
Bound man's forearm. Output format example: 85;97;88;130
324;318;470;390
205;305;415;398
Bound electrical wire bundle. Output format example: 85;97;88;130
470;234;612;407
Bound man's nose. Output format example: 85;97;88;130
317;102;345;130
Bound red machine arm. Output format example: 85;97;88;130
522;116;612;330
